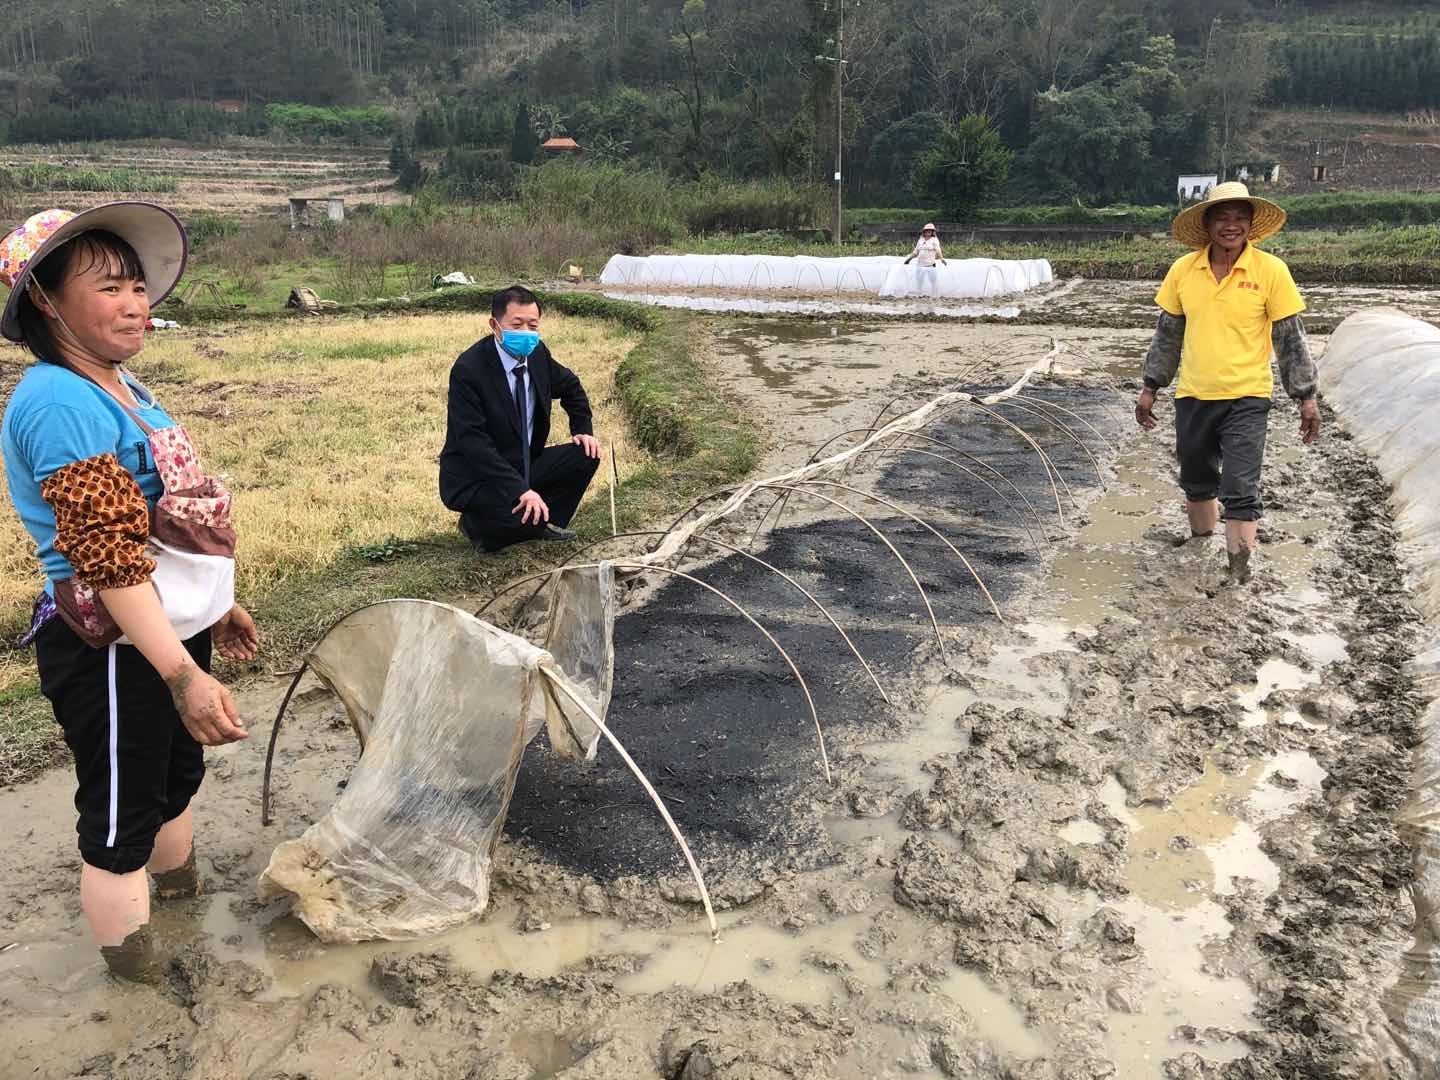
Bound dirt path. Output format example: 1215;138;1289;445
0;322;1424;1079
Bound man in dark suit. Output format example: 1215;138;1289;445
440;285;601;553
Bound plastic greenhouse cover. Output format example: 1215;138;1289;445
541;563;616;761
643;337;1074;567
260;584;622;943
1321;308;1440;1063
598;253;1053;299
260;337;1082;945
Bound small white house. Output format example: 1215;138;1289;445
1177;174;1218;203
288;196;346;230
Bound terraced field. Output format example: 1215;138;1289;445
0;141;398;217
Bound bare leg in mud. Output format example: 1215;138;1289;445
82;810;200;981
1226;519;1258;583
1186;497;1220;539
150;808;202;900
82;865;162;981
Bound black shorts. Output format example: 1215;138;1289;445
35;617;210;874
1174;396;1271;522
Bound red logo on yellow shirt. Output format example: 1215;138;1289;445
1237;281;1260;291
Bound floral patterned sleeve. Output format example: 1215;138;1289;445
40;453;155;591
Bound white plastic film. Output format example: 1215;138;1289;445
1321;308;1440;1064
540;563;617;761
260;601;563;942
598;253;1053;299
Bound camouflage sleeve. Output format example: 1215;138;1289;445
1142;312;1185;390
1272;314;1317;400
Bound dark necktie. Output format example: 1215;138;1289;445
512;362;530;487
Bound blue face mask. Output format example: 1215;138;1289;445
500;329;540;358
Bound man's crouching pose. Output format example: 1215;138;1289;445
440;285;601;553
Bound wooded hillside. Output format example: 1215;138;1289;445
1;0;1436;206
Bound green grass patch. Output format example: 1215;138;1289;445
164;258;424;316
0;682;66;788
848;192;1440;232
0;163;177;194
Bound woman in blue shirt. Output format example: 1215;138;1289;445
1;204;258;980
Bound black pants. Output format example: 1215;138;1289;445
35;617;210;874
1174;396;1271;522
460;443;600;550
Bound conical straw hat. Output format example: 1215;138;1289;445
1172;181;1286;249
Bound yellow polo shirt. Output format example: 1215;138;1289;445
1155;244;1305;400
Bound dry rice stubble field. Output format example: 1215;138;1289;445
0;310;644;778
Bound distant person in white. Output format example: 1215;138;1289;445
903;223;947;294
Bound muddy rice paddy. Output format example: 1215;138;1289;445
0;311;1429;1078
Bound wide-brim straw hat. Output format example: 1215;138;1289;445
1;202;188;343
1172;182;1286;249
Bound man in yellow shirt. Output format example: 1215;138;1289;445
1135;182;1320;583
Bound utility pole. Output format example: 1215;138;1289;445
816;2;852;247
835;0;844;247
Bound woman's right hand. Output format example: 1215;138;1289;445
167;664;248;745
99;583;247;744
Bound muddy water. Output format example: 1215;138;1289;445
0;318;1423;1079
820;421;1359;1074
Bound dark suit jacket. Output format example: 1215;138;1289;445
439;335;594;518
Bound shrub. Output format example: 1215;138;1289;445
186;212;242;249
439;148;516;199
912;115;1013;221
263;103;394;141
683;177;825;234
517;160;683;249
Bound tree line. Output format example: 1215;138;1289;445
0;0;1437;209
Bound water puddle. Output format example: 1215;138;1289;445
861;682;976;790
1087;756;1308;1073
971;623;1074;718
1082;748;1329;1074
1281;629;1349;666
510;1029;584;1077
1046;547;1144;626
619;918;857;1005
618;912;1045;1061
149;889;1059;1069
935;970;1047;1058
1237;659;1317;727
1060;820;1107;845
198;897;624;1003
1105;759;1280;909
1286;515;1328;540
850;621;1075;793
1248;750;1328;821
1103;895;1256;1073
824;811;911;849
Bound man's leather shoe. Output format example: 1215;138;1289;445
542;524;578;542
